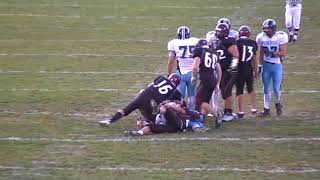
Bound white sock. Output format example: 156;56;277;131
188;96;196;110
264;93;272;109
211;89;220;112
274;90;281;104
137;130;144;135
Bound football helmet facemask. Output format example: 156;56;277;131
262;19;276;37
238;25;251;38
168;73;181;86
176;26;191;40
215;23;230;39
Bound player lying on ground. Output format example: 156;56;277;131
125;100;212;136
99;74;182;126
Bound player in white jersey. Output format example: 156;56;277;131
167;26;199;109
285;0;302;42
256;19;288;116
217;18;239;39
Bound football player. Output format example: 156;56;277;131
285;0;302;42
235;25;258;119
214;23;240;122
125;100;210;136
205;31;221;115
256;19;288;116
167;26;199;109
191;39;222;127
217;18;239;39
99;74;182;126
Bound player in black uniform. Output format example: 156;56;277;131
99;74;182;126
215;23;240;122
125;100;209;136
191;39;222;127
236;25;258;119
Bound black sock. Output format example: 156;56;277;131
111;112;122;123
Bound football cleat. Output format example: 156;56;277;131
222;112;235;122
192;124;210;132
99;118;112;126
275;103;283;116
124;130;143;136
251;110;258;117
288;35;294;42
238;113;245;119
292;36;298;43
258;108;271;117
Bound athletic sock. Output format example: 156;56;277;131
263;93;272;109
111;112;122;123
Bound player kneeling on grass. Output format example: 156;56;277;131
99;74;182;126
125;101;210;136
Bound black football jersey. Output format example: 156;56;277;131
216;37;237;71
237;38;258;67
144;76;181;103
193;47;219;80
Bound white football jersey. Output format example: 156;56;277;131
256;31;288;64
167;37;199;74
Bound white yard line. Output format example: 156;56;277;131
0;3;239;8
0;53;318;59
0;70;160;75
0;88;319;93
0;39;162;43
0;165;318;174
0;136;319;143
0;53;163;58
0;70;318;75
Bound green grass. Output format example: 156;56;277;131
0;0;319;179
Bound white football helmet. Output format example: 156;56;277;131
176;26;191;40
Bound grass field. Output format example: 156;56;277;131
0;0;319;179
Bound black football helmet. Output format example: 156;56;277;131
168;73;181;86
196;39;209;48
238;25;251;38
262;19;276;37
176;26;191;40
215;23;230;39
217;18;231;27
